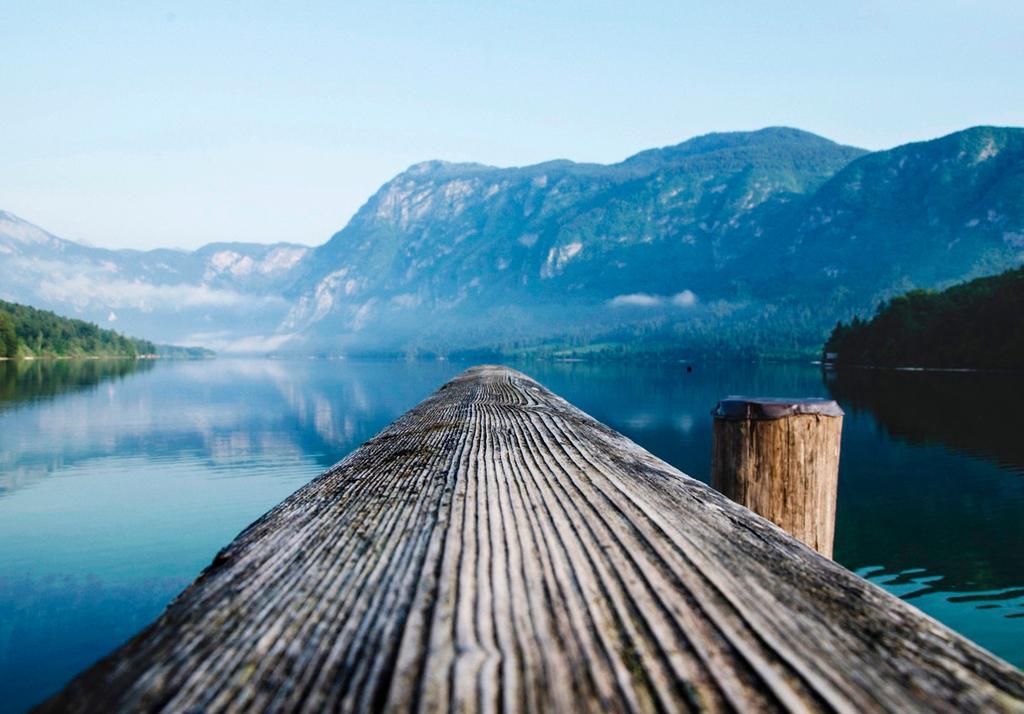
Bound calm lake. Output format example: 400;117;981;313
1;358;1022;711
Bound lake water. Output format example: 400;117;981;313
1;358;1022;711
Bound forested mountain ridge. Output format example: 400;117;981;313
282;127;869;354
824;265;1024;369
285;125;1022;357
0;300;210;359
1;125;1021;358
749;126;1024;307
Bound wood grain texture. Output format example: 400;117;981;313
38;366;1024;713
711;409;842;557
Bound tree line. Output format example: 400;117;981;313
0;300;157;359
824;266;1024;369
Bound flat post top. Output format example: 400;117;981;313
713;396;844;420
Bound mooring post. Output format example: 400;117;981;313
711;397;843;558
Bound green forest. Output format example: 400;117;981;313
0;300;158;358
824;266;1024;369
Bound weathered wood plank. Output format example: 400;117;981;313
38;366;1024;713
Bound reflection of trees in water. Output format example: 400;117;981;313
825;367;1024;596
0;360;458;500
824;367;1024;474
0;359;154;410
0;360;155;496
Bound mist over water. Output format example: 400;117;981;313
0;359;1021;711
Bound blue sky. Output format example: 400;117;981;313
2;1;1022;250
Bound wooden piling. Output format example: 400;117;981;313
711;397;843;557
37;367;1024;713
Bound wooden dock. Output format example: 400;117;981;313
39;366;1024;713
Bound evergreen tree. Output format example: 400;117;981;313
824;266;1024;369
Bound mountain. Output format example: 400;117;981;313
824;265;1024;369
747;125;1024;317
284;125;1023;357
2;126;1021;358
0;211;310;352
284;127;869;355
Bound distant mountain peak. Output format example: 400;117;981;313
402;160;498;177
854;125;1023;167
0;210;29;226
0;211;58;245
659;126;845;151
621;126;867;171
912;124;1021;145
397;128;864;183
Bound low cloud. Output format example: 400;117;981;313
609;293;664;307
671;290;697;307
37;272;281;311
185;331;300;354
609;290;698;308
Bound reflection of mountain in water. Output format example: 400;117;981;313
0;360;460;499
0;359;154;412
825;368;1024;474
825;367;1024;597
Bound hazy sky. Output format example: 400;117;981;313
2;1;1022;250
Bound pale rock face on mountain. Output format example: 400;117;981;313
2;126;1022;357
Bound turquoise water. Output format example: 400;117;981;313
0;359;1021;711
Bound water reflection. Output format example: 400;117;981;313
0;359;460;499
0;359;1021;712
523;360;828;486
0;359;465;713
818;367;1024;667
0;359;153;413
825;368;1024;474
824;368;1024;596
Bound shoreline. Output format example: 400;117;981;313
0;354;201;362
3;353;1018;374
820;361;1024;375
